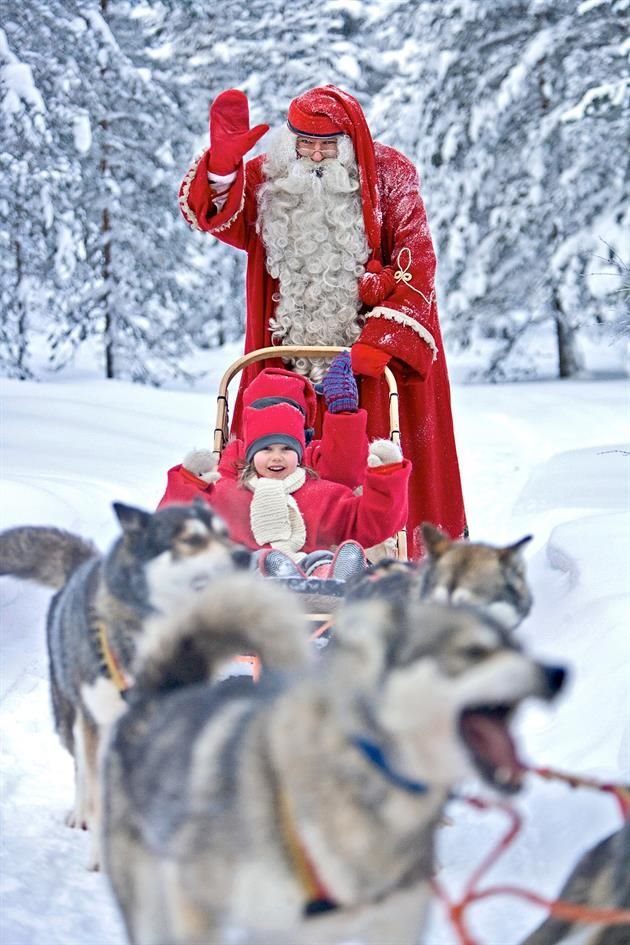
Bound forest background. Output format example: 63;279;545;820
1;0;628;387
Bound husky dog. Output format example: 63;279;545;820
347;522;534;631
519;821;630;945
102;583;565;945
0;499;251;869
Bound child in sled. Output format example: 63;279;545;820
159;352;410;579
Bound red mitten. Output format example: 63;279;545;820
358;260;396;306
351;343;391;378
208;89;269;175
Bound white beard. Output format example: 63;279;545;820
257;127;369;382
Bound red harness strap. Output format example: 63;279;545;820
432;770;630;945
278;790;336;912
531;764;630;819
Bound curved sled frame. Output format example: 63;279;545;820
213;345;407;561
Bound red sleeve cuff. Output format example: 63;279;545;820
370;461;405;475
180;465;209;486
358;316;435;380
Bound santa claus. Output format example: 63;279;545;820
179;85;467;558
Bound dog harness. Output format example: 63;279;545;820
278;790;337;915
95;619;133;694
279;735;430;917
351;735;429;794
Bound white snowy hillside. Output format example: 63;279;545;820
0;343;629;945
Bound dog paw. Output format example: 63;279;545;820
65;809;88;830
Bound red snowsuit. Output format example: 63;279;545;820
159;439;411;554
157;408;369;510
180;143;467;558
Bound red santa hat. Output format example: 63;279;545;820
287;85;382;258
242;368;317;431
244;403;306;464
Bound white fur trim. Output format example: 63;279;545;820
179;154;205;230
179;153;245;234
367;306;438;359
207;170;238;185
367;439;403;467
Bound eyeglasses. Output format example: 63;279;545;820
295;137;339;158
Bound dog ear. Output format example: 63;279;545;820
500;534;533;560
420;522;451;558
112;502;152;536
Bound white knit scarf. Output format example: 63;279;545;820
246;468;307;558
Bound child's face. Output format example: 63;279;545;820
253;444;300;480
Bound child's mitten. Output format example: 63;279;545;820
367;439;403;467
183;448;221;483
320;350;359;413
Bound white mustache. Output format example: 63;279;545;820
272;158;359;196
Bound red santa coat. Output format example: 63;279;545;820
180;143;467;558
159;450;411;553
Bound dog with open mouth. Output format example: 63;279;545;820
0;498;251;870
102;584;566;945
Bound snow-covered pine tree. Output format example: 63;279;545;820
370;0;629;379
1;0;214;383
62;0;206;384
0;5;75;379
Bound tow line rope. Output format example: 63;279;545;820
309;618;333;641
530;764;630;818
432;765;630;945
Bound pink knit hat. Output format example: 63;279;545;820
242;368;317;431
287;85;382;258
243;403;306;464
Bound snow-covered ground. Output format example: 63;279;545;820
1;345;628;945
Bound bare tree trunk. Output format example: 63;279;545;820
216;307;225;347
552;286;583;378
13;239;29;377
100;0;114;379
102;202;113;378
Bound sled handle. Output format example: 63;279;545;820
213;345;406;560
214;345;400;450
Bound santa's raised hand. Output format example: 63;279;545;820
208;89;269;176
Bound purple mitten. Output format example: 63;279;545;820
321;351;359;413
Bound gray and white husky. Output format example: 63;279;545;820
348;521;534;631
102;579;565;945
0;499;251;868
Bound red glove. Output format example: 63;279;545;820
351;343;391;378
208;89;269;176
